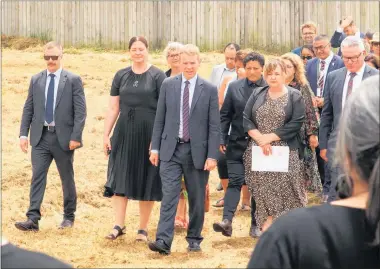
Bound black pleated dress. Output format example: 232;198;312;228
104;65;166;201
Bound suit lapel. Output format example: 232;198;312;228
362;65;372;80
174;75;182;122
190;76;203;116
327;56;337;73
55;70;68;109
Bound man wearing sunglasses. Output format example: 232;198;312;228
15;41;87;231
319;36;378;202
305;34;344;202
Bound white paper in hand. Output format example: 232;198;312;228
251;146;290;172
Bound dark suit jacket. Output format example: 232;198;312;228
319;65;379;151
306;55;345;96
220;77;267;161
243;86;306;158
151;74;220;170
330;31;365;56
20;69;87;151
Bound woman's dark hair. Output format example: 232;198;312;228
365;31;374;40
128;36;148;50
301;44;315;56
336;76;380;247
364;54;379;69
243;52;265;67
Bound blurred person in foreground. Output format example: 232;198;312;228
247;76;380;269
15;41;87;231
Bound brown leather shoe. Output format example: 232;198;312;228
59;219;74;229
15;219;39;231
213;219;232;237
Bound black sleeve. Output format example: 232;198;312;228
155;69;167;97
243;91;258;132
220;87;234;144
110;69;125;96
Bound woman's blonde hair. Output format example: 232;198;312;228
163;41;184;59
280;53;308;86
263;58;287;78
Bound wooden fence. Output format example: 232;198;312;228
1;1;379;53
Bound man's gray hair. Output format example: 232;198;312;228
341;36;365;51
44;41;63;53
163;42;184;58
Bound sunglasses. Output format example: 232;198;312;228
44;55;60;61
301;56;313;60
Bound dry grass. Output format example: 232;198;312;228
2;47;320;268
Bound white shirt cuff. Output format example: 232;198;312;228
151;150;159;154
20;136;28;140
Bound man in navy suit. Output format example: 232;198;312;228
331;16;365;56
306;34;344;201
319;36;378;202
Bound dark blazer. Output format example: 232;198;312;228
319;65;379;151
220;77;267;161
243;86;306;158
151;74;220;170
330;31;365;56
19;69;87;151
306;55;345;96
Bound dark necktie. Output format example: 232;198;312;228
318;60;326;96
182;81;190;142
45;73;55;124
346;72;357;100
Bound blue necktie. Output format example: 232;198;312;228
45;73;55;124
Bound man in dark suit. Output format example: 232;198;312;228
15;41;87;231
306;34;344;201
148;44;220;254
213;52;266;238
331;16;365;56
320;36;378;202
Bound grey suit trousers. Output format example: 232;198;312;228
156;142;209;248
27;128;76;222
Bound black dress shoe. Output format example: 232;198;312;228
213;219;232;237
59;219;74;229
249;225;262;238
148;240;171;255
15;219;39;231
187;242;201;252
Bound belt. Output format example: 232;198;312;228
43;125;55;133
177;137;190;144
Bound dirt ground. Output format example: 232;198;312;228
2;47;319;268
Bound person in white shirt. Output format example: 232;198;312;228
319;36;378;202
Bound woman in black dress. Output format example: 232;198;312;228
103;36;166;241
248;76;380;269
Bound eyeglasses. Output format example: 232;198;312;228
342;52;362;63
168;53;180;58
301;56;313;60
302;32;316;36
44;55;60;61
313;43;330;51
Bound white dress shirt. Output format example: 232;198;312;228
342;64;366;108
45;68;62;126
178;73;197;138
209;64;236;89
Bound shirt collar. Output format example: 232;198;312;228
181;73;198;86
223;64;235;72
47;67;62;78
323;51;334;65
246;76;263;87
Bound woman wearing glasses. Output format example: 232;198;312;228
281;53;322;194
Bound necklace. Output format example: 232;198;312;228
131;63;148;88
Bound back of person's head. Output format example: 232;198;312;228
336;76;380;246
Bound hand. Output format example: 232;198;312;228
69;140;81;150
20;138;28;153
340;16;353;28
103;136;111;157
219;145;226;154
204;159;217;171
149;142;152;152
309;135;319;150
316;97;324;108
312;97;318;108
261;144;272;156
256;134;273;146
320;149;328;162
149;152;159;167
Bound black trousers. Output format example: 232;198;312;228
27;128;76;222
156;143;209;249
